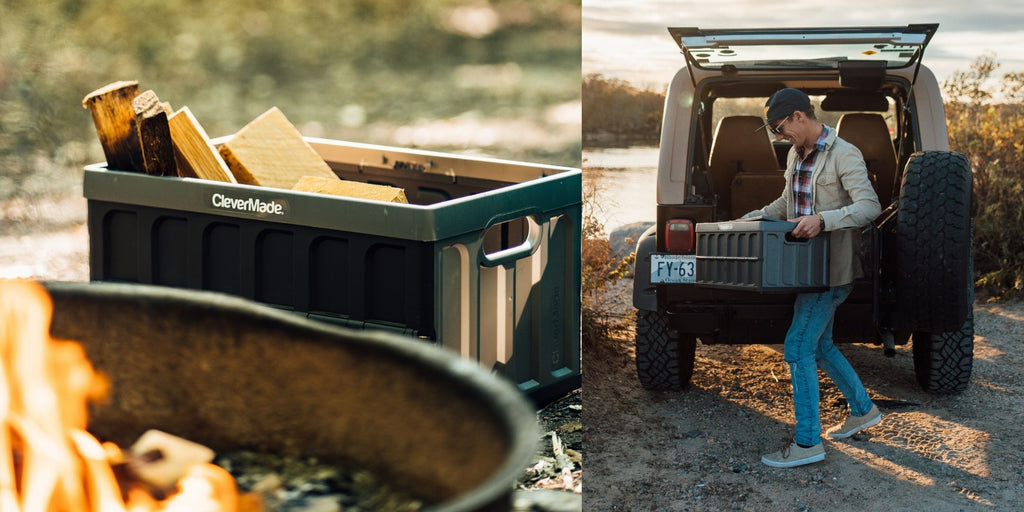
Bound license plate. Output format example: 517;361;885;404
651;254;696;284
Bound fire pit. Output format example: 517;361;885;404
42;281;537;512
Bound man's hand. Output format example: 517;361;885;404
790;214;823;239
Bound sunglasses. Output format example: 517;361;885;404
769;115;791;135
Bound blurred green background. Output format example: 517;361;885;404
0;0;581;205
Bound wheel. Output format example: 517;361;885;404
912;308;974;393
895;151;972;332
912;244;975;394
635;309;696;390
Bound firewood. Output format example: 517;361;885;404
128;429;215;491
551;431;574;472
292;175;408;203
132;90;176;177
168;107;236;183
81;81;144;173
218;107;337;190
550;432;576;492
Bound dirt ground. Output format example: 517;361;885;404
7;187;1024;511
583;279;1024;511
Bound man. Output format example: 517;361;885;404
745;88;883;468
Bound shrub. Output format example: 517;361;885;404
580;176;634;346
943;54;1024;299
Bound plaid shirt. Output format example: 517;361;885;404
793;125;831;216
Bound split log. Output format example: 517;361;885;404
292;175;408;203
168;107;236;183
551;432;574;472
218;107;337;190
550;432;575;491
128;429;215;491
81;81;144;172
132;90;176;177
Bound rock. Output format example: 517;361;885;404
608;222;654;258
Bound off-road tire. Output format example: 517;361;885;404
895;151;972;332
912;309;974;393
635;309;696;390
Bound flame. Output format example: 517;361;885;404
0;280;242;512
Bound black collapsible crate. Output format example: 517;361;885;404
84;137;582;403
695;218;830;292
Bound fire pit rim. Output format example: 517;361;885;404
42;280;539;512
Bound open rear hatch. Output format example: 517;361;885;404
669;24;938;87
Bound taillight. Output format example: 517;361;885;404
664;219;695;253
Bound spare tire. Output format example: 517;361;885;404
894;151;972;332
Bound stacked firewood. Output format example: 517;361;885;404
81;81;407;202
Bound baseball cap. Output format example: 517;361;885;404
756;88;812;132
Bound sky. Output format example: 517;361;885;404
583;0;1024;91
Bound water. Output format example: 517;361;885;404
582;146;659;232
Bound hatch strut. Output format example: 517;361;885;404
682;53;699;90
691;100;714;206
673;29;700;90
907;23;938;91
898;23;939;171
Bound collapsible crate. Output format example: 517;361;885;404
84;137;581;403
695;218;829;292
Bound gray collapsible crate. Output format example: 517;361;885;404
83;137;581;403
695;218;829;292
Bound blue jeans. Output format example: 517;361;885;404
784;284;874;446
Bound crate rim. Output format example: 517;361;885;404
83;141;581;242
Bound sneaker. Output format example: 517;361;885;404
827;404;882;439
761;440;825;468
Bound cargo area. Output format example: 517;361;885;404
84;137;582;402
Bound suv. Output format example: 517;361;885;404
631;24;974;393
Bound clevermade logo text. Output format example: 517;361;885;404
210;192;288;216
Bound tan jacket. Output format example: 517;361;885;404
744;127;881;286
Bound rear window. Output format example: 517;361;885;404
710;96;896;141
685;43;921;70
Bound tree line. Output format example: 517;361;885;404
582;73;664;146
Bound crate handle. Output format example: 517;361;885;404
785;232;825;244
480;215;541;268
